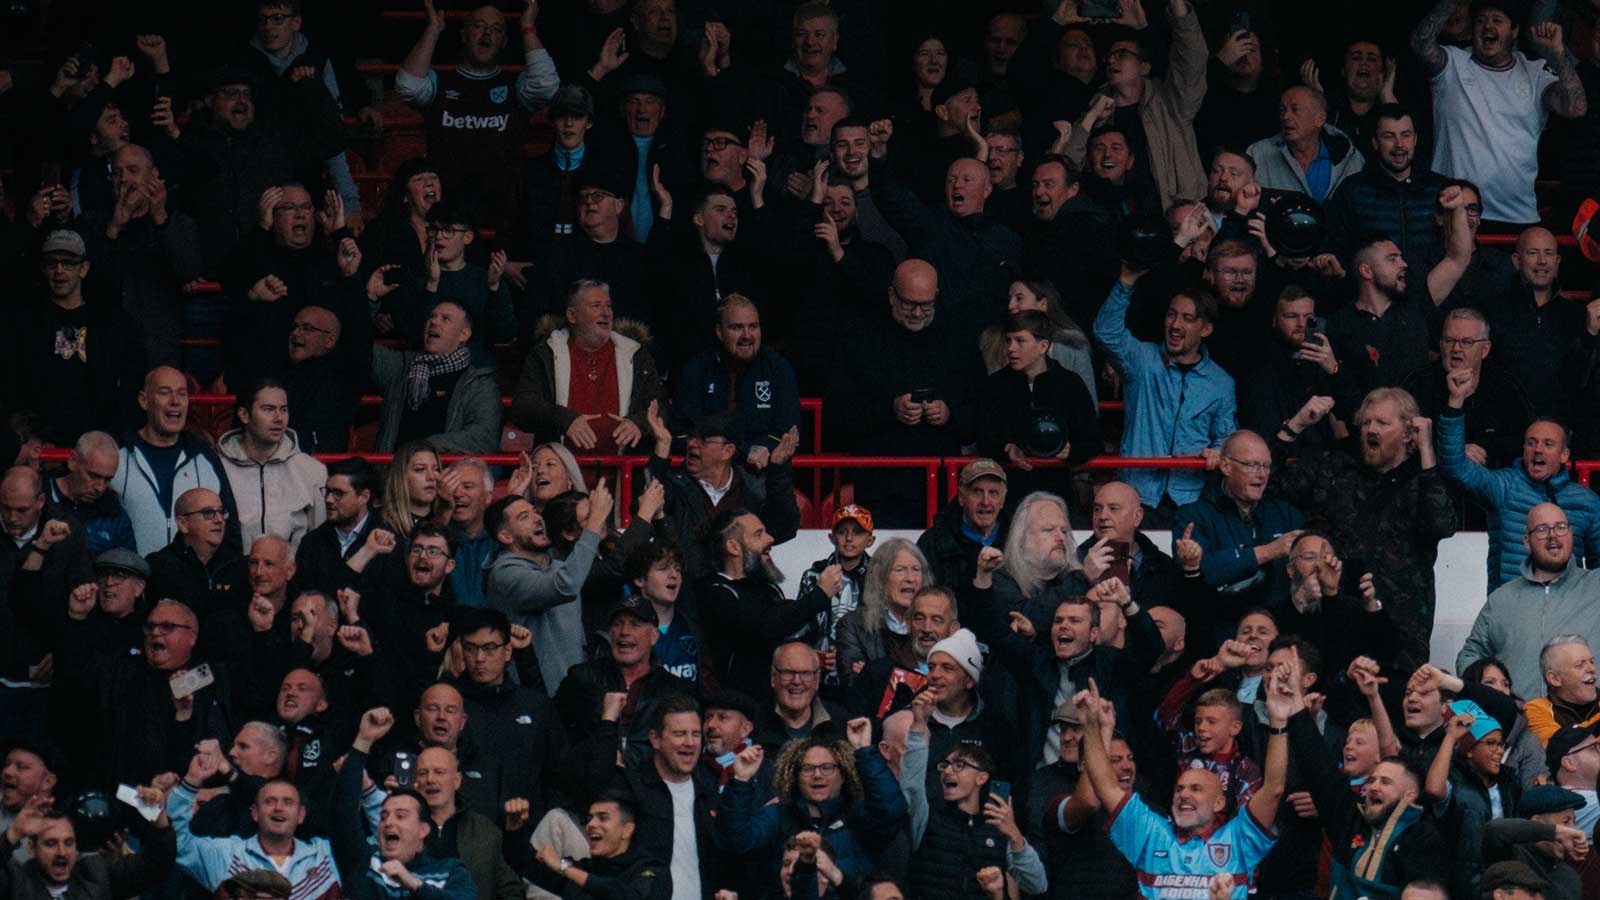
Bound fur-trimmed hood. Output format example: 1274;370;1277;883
531;314;653;347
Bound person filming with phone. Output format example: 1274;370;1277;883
1237;286;1343;452
828;260;976;528
898;688;1048;900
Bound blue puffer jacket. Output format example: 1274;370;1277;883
1437;409;1600;588
1094;281;1237;508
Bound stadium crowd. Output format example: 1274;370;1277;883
6;0;1600;899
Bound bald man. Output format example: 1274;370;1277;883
1484;226;1588;420
1246;86;1365;203
828;259;978;527
1173;430;1306;621
117;367;240;555
0;465;92;718
79;143;204;368
1459;503;1600;694
145;487;248;621
868;128;1024;340
1080;482;1175;604
281;304;368;455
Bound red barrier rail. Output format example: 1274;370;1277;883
1577;461;1599;489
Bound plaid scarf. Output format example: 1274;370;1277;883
406;346;470;410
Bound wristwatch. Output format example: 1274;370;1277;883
1268;725;1289;735
559;859;573;874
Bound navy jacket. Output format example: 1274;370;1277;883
672;346;802;457
1172;477;1306;623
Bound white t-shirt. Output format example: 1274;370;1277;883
1430;45;1558;224
665;777;701;900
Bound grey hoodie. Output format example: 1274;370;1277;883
485;531;602;694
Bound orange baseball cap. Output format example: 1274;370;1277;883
832;504;874;531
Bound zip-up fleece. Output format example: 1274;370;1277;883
216;428;328;552
115;431;241;555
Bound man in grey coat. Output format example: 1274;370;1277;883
483;483;614;694
372;300;501;454
1458;504;1600;695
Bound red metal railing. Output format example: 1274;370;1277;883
41;447;1210;528
1576;461;1599;489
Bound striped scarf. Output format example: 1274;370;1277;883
406;347;470;411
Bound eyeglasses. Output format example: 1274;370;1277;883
935;759;987;773
1440;337;1487;349
257;12;296;26
1564;741;1600;758
1225;457;1272;473
143;621;193;635
321;486;351;499
1105;48;1143;62
799;763;839;776
292;321;334;336
894;295;937;316
576;190;617;204
181;507;229;521
410;545;452;559
702;136;743;151
460;639;507;657
1528;522;1572;538
42;257;84;270
774;668;820;683
425;224;472;235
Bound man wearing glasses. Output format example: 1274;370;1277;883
1404;307;1533;469
1175;430;1304;621
828;259;976;528
1459;508;1600;696
146;487;247;621
1547;723;1600;835
1438;341;1600;590
447;608;567;832
58;598;233;784
754;643;845;754
387;200;518;365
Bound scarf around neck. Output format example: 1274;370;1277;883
406;347;470;410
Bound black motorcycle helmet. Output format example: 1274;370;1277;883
1266;196;1325;259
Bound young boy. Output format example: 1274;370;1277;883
799;505;875;691
625;538;703;685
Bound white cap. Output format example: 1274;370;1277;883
928;628;983;684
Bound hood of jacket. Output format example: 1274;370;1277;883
216;428;306;466
532;314;652;347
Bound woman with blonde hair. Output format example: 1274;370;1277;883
834;538;933;682
381;441;450;538
507;442;588;509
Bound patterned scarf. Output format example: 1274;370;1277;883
406;346;470;411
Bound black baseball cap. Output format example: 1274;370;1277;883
1545;720;1600;774
607;594;659;627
